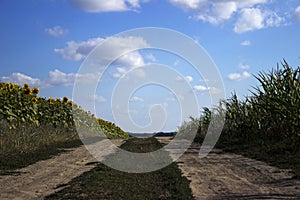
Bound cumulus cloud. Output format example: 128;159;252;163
295;6;300;20
193;85;220;94
169;0;284;33
197;1;238;24
112;67;128;78
175;75;193;83
89;94;107;103
71;0;143;12
112;65;146;79
234;8;284;33
173;60;180;66
0;70;99;88
130;96;144;102
239;64;251;69
240;40;251;46
166;97;176;102
45;26;68;37
0;72;41;86
193;85;209;92
145;53;157;62
170;0;267;24
234;8;264;33
45;69;98;87
228;71;251;81
45;70;76;87
54;36;149;69
54;37;103;61
185;76;193;83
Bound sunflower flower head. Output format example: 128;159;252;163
62;96;68;104
23;88;32;95
31;97;38;103
32;87;40;95
55;98;61;103
48;97;54;104
9;83;14;91
23;83;30;89
67;101;73;107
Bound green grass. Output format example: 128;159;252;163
45;137;194;200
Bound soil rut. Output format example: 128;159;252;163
157;137;300;199
2;137;300;199
0;139;124;200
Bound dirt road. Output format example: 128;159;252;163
0;139;124;200
157;137;300;199
1;137;300;199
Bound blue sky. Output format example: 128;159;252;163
1;0;300;132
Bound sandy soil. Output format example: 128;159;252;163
157;137;300;200
0;139;124;200
2;137;300;200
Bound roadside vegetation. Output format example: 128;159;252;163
0;82;128;172
178;60;300;176
46;137;194;200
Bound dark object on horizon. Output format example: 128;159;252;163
154;132;175;137
127;132;175;138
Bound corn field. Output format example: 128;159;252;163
179;60;300;152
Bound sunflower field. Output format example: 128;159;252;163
0;82;128;156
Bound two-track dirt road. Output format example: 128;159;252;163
1;137;300;199
0;139;124;200
157;137;300;199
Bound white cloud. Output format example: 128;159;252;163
234;8;284;33
185;76;193;83
170;0;267;24
193;85;220;94
168;0;202;10
197;1;238;24
169;0;284;33
265;11;284;27
45;26;68;37
0;72;41;87
193;85;209;91
166;97;176;102
112;66;146;79
234;8;264;33
178;94;185;100
193;79;221;94
112;67;128;78
89;94;107;103
228;71;251;81
54;36;149;69
173;60;180;66
71;0;143;12
240;40;251;46
45;70;99;87
54;37;103;61
0;70;99;88
117;51;145;67
132;68;146;78
175;75;193;83
295;6;300;20
130;96;144;102
46;70;76;86
239;64;251;69
145;53;157;62
199;78;210;83
162;102;168;108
